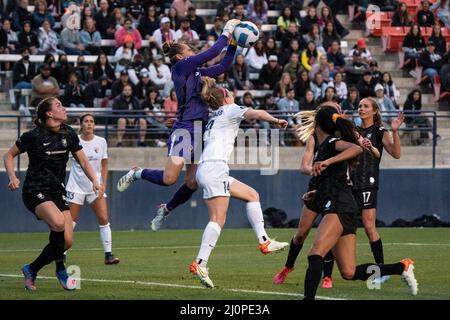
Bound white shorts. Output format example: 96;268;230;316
196;161;235;199
66;191;107;205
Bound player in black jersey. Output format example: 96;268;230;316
300;106;417;300
352;97;404;284
3;97;101;291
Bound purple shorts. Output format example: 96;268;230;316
167;120;204;163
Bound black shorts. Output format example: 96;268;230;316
353;188;378;211
22;192;69;219
322;212;357;236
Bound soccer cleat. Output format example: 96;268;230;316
400;258;418;295
189;260;214;288
259;238;289;255
117;166;141;192
371;275;390;285
56;269;77;291
150;204;170;231
21;264;37;291
273;266;294;284
105;254;120;265
321;276;333;289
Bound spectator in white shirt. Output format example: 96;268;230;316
152;16;176;49
245;38;268;73
149;54;174;97
174;17;199;46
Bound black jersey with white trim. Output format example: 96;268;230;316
351;125;387;190
16;124;82;194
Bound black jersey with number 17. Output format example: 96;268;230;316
15;124;83;195
351;125;387;190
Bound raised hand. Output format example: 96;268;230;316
391;112;405;131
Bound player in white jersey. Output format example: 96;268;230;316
189;77;289;288
65;114;119;265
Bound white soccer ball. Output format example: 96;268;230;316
233;21;260;48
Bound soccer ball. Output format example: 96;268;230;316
233;21;260;48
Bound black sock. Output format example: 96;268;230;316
50;231;66;272
352;262;404;281
29;243;54;273
285;238;303;269
105;252;112;258
303;255;324;301
323;250;334;278
370;238;384;264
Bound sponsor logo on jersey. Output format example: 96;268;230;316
325;200;331;210
61;138;67;147
366;133;372;139
36;193;44;200
45;150;68;155
43;142;51;146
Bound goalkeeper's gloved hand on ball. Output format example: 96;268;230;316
222;19;241;38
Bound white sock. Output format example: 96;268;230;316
99;223;112;253
64;221;77;256
197;221;221;267
246;202;269;244
134;169;143;179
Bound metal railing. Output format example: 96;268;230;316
0;110;441;170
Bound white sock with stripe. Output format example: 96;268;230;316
197;221;221;267
246;202;269;244
99;223;112;253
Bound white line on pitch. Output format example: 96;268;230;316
0;273;347;300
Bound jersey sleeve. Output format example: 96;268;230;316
102;138;108;160
227;104;249;121
15;130;34;153
68;128;83;154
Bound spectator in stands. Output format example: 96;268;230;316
300;89;317;111
277;87;299;146
175;17;199;46
399;24;426;70
300;6;319;35
135;68;152;100
392;2;411;27
344;50;369;86
43;53;56;73
431;0;450;28
357;70;377;99
127;53;146;86
319;86;339;104
403;89;433;144
79;17;102;55
327;40;346;74
126;0;144;26
112;8;125;31
61;22;89;55
259;55;283;90
309;54;331;82
114;34;138;73
111;69;133;98
31;0;55;31
341;86;360;113
262;37;276;57
171;0;192;18
373;0;398;11
152;17;176;49
232;3;249;21
319;5;348;38
349;38;372;63
245;38;268;73
30;63;60;107
310;72;327;101
142;87;168;147
163;88;178;117
277;6;300;37
80;5;95;28
369;60;382;83
215;73;237;96
417;40;444;100
0;18;18;56
322;21;341;51
186;6;206;40
37;19;65;55
273;72;293;99
281;23;305;51
83;75;110;108
230;54;252;90
12;0;32;32
113;84;147;147
75;55;93;85
13;47;37;110
53;54;74;88
279;38;302;66
283;53;304;83
115;17;142;50
64;72;85;108
380;71;399;108
217;0;235;18
440;52;450;95
429;24;447;56
138;5;160;40
417;0;435;27
83;0;97;11
260;93;277;111
247;0;269;25
303;23;325;53
301;41;322;72
95;0;115;39
93;53;116;87
18;21;39;54
207;16;224;40
375;83;397;124
148;53;172;92
328;72;348;100
295;70;311;100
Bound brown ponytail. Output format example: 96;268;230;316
200;76;225;110
162;41;184;64
34;97;57;126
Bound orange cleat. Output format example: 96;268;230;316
321;276;333;289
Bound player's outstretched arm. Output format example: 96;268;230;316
383;112;404;159
3;144;21;191
244;108;288;129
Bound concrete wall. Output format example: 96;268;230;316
1;169;449;232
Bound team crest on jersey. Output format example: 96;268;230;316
61;138;67;147
94;147;99;153
36;193;44;200
325;200;332;210
366;133;372;139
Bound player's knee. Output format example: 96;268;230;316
184;177;197;190
97;216;108;226
51;219;65;232
248;188;259;202
163;174;178;185
341;268;356;280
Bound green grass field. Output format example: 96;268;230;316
0;228;449;300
